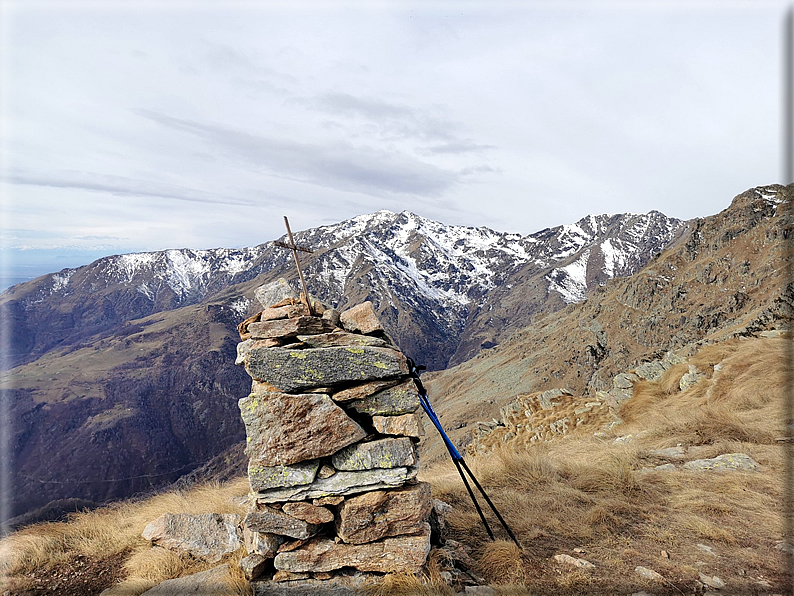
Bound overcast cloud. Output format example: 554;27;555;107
0;0;787;282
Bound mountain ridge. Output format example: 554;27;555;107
2;205;686;520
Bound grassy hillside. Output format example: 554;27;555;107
1;334;787;595
418;185;792;465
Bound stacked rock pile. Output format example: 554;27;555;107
234;282;435;593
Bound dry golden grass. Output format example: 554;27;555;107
366;571;456;596
2;335;787;595
419;336;787;594
476;540;526;584
1;477;250;595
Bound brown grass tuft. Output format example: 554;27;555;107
366;572;454;596
620;380;666;423
659;362;691;394
476;540;526;584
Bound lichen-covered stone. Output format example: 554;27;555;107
683;453;759;471
240;392;366;467
236;339;255;365
244;508;323;540
249;459;320;492
346;379;420;416
248;316;335;340
295;332;389;349
612;373;639;390
273;523;431;574
141;513;242;563
339;302;384;335
245;346;408;393
282;502;335;525
336;482;431;544
254;467;418;504
238;339;284;365
331;437;416;471
634;360;669;381
679;365;706;391
371;413;424;438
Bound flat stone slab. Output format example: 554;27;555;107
245;346;408;392
683;453;759;471
331;379;401;403
141;513;241;563
253;572;384;596
254;467;418;504
295;332;389;349
249;460;320;492
371;413;424;438
274;523;431;574
635;566;664;581
554;553;596;569
244;508;323;540
346;379;420;416
248;316;335;340
336;482;432;544
261;304;310;321
140;564;231;595
240;392;366;467
331;437;416;471
649;446;686;460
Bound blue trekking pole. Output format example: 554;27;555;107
407;358;521;549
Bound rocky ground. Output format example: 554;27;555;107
3;551;128;596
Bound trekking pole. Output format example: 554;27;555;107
407;358;522;549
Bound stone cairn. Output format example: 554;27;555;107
234;280;441;593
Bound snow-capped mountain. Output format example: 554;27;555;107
1;205;690;523
3;209;686;370
5;186;789;527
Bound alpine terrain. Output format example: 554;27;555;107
2;205;684;521
0;184;791;596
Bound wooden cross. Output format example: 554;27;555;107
273;216;314;315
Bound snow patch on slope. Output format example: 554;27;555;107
229;297;250;317
600;238;627;277
546;249;591;303
50;271;73;292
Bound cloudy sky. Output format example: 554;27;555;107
0;0;787;285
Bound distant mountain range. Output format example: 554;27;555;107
3;208;685;371
421;184;792;464
1;205;687;522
